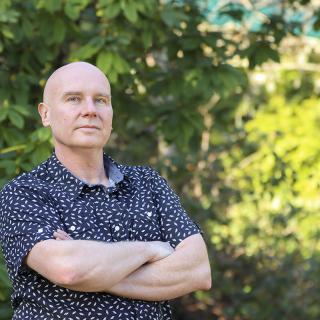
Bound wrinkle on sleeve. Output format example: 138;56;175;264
148;167;203;248
0;183;62;281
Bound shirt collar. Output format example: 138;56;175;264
45;151;127;199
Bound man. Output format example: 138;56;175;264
0;62;211;320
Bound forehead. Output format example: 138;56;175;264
52;66;111;97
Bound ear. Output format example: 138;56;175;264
38;102;51;127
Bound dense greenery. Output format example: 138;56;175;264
0;0;319;319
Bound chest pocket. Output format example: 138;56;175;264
130;209;163;242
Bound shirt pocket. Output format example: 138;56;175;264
130;209;163;241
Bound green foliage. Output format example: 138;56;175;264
0;0;319;319
0;251;12;320
206;67;320;318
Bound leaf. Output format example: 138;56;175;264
0;265;11;288
1;27;14;39
182;111;204;132
12;105;30;117
98;0;115;6
96;51;113;74
107;69;118;83
37;127;51;142
135;2;145;13
71;38;104;60
31;143;52;165
160;7;189;27
0;107;8;122
113;54;130;74
104;2;121;19
122;1;138;23
8;110;24;129
22;17;34;38
248;42;280;69
0;159;16;175
64;3;79;20
142;30;152;49
36;0;62;13
160;8;177;27
64;0;89;20
52;17;66;43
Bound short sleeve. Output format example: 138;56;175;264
149;168;203;248
0;183;62;281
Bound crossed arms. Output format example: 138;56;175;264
25;231;211;301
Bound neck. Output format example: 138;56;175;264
54;145;109;187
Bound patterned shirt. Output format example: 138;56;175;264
0;152;202;320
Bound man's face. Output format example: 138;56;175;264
40;63;113;150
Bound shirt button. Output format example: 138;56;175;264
147;212;152;217
114;225;120;232
70;226;76;231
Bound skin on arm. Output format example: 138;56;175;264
54;230;211;301
107;234;212;301
25;235;174;292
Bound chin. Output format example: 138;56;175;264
77;142;105;149
65;138;105;149
55;135;110;150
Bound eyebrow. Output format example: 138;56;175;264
62;91;111;98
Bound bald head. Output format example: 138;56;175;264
43;62;110;105
38;61;113;152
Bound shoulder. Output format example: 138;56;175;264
116;162;171;193
0;158;51;199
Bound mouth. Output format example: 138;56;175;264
78;125;99;130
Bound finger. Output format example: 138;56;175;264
56;230;72;239
56;229;69;236
53;231;67;240
54;232;73;241
57;229;73;239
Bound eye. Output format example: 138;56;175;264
95;97;109;104
67;96;81;102
96;98;105;103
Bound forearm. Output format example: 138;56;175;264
108;235;211;301
55;240;154;292
108;251;197;301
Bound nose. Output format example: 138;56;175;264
81;97;97;117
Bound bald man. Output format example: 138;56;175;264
0;62;211;320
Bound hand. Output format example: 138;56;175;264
148;241;174;262
53;229;73;241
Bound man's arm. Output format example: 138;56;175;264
25;238;173;291
107;234;211;301
55;232;211;300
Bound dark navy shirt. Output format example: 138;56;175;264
0;152;202;320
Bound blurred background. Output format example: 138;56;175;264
0;0;319;319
